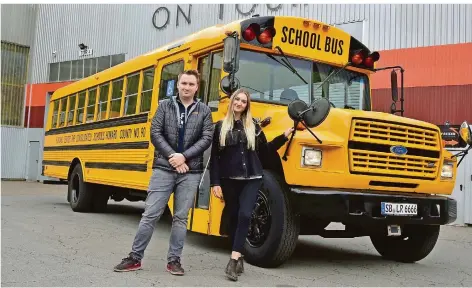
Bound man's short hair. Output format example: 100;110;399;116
178;69;200;84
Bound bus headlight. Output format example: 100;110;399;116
441;162;453;178
302;147;322;167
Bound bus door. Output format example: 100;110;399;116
153;53;194;227
188;50;227;236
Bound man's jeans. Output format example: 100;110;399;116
130;168;201;263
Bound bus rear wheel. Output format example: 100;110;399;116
243;170;299;268
68;164;93;212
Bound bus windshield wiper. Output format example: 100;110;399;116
272;46;308;85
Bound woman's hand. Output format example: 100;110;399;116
212;186;224;201
284;127;295;138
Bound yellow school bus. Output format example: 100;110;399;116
43;15;472;268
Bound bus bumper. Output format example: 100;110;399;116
290;187;457;225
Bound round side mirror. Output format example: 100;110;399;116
459;121;472;146
287;99;308;121
303;98;330;127
220;75;240;95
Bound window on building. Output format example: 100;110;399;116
158;61;184;102
110;79;123;118
76;91;86;124
48;53;126;83
124;73;139;116
86;88;97;122
67;94;76;126
1;41;30;126
140;68;154;113
97;83;109;121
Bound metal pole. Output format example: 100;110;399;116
23;83;33;180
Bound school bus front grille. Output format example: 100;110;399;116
350;119;440;149
348;118;441;180
349;150;440;179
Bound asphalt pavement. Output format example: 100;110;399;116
2;180;472;287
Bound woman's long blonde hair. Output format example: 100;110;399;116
219;88;256;150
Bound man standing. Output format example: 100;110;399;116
114;69;213;275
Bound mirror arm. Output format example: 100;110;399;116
453;145;471;167
282;122;298;161
375;65;405;116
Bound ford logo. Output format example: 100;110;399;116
390;145;408;156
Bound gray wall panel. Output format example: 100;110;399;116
29;4;472;83
1;4;37;47
1;127;28;179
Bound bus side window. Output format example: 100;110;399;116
110;78;124;119
67;94;76;126
52;100;59;128
76;91;86;124
140;68;154;113
208;52;222;112
86;88;97;122
158;61;184;102
196;52;223;112
197;55;210;102
97;83;110;121
124;73;139;116
59;98;67;127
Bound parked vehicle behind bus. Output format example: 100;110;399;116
43;15;471;268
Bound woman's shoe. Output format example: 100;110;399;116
236;257;244;275
225;258;238;281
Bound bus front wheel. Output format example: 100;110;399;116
68;164;93;212
243;170;299;268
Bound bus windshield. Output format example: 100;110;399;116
235;50;371;111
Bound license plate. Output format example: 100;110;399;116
381;202;418;216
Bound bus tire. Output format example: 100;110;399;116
370;224;440;263
68;164;93;212
243;170;299;268
92;187;109;213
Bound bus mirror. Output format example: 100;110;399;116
288;98;330;128
390;102;397;114
391;70;398;102
304;98;330;127
459;121;472;146
220;75;240;95
223;34;240;73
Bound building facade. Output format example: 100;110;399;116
1;3;471;224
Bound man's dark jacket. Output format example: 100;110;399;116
150;96;214;173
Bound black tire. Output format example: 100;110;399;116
92;186;109;213
243;170;300;268
370;224;440;263
68;164;93;212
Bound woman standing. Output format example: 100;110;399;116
209;88;294;281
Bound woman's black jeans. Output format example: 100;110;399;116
221;178;263;253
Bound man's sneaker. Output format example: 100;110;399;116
113;256;142;272
166;260;184;275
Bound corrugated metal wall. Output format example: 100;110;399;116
1;127;28;179
0;127;45;180
0;4;38;47
30;4;472;83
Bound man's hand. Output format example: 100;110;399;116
169;153;186;168
212;186;224;202
175;163;189;174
